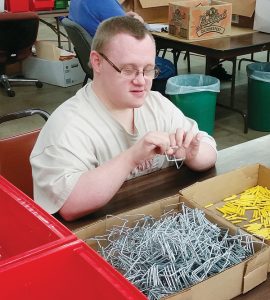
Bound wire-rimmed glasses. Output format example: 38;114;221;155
99;52;160;80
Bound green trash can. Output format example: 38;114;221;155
165;74;220;135
247;62;270;131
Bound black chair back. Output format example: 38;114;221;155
61;17;93;86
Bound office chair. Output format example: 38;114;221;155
0;109;50;198
61;17;93;86
0;12;43;97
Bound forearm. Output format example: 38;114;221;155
184;142;217;171
59;148;137;221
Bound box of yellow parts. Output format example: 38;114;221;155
180;164;270;263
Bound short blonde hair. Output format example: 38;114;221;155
91;16;154;53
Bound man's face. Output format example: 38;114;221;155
96;33;156;110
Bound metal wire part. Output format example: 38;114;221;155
90;204;262;300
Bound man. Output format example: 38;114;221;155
68;0;176;83
69;0;127;37
31;17;217;221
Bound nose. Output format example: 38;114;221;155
132;71;146;85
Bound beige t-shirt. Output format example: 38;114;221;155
30;83;216;214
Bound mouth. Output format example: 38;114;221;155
130;90;146;97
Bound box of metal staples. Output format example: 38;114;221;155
0;240;147;300
74;193;270;300
0;176;77;268
168;0;232;40
179;164;270;251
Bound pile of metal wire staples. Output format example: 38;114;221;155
90;204;262;300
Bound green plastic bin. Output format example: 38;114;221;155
247;62;270;131
54;0;69;9
165;74;220;135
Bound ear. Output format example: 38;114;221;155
90;51;102;73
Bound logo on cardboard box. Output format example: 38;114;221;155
171;8;186;26
169;8;187;37
196;7;227;37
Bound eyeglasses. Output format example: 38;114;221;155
98;52;160;80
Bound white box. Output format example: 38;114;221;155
22;56;85;87
0;0;4;12
254;0;270;33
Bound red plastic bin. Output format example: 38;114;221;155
5;0;30;12
29;0;54;11
0;176;76;267
0;240;147;300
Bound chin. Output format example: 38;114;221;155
132;94;147;107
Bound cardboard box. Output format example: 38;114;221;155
75;194;270;300
22;56;85;87
35;41;62;61
180;164;270;244
0;240;147;300
254;0;270;34
119;0;171;23
226;0;255;28
168;0;232;40
0;176;76;268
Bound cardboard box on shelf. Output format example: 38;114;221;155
119;0;171;23
180;164;270;246
254;0;270;34
168;0;232;40
226;0;255;28
22;56;85;87
74;194;270;300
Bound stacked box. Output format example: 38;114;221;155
169;0;232;40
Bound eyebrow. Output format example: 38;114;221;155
121;63;155;69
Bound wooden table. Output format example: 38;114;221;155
153;27;270;133
153;27;270;101
61;134;270;231
59;135;270;299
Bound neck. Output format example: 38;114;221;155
112;108;135;134
92;82;135;134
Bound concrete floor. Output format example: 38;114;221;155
0;19;269;149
